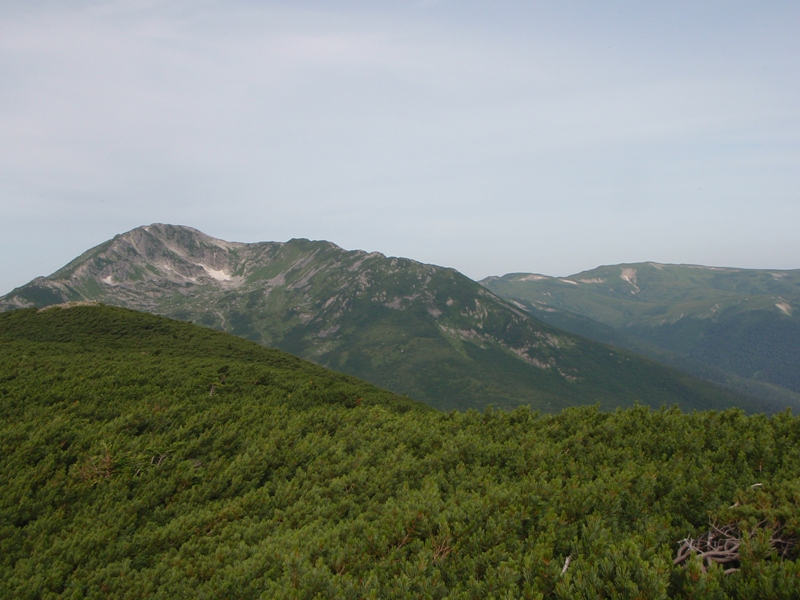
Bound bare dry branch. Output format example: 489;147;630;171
674;521;796;575
561;555;571;575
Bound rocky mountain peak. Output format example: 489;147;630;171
0;225;764;412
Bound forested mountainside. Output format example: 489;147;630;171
0;224;770;413
3;305;800;598
483;263;800;404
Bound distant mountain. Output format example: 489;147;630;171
482;262;800;403
0;225;774;412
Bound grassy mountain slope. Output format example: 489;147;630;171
0;225;770;413
4;305;800;597
482;263;800;399
509;300;800;409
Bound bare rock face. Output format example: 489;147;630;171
1;224;768;413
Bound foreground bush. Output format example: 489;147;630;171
2;306;800;598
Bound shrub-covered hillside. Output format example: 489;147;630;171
3;305;800;598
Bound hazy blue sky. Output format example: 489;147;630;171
1;1;798;295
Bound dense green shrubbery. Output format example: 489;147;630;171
3;306;800;598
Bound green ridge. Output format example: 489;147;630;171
482;263;800;403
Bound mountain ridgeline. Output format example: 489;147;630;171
0;224;769;413
482;263;800;405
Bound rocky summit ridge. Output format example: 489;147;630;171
0;224;772;412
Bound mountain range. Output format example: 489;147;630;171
0;224;769;413
482;263;800;405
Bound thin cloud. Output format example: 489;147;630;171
0;1;798;293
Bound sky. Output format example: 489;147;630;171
1;0;799;295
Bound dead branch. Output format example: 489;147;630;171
432;535;453;563
561;555;571;575
674;521;796;575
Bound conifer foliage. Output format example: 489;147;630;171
2;305;800;598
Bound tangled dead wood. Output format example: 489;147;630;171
674;521;796;575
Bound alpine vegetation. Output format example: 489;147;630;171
2;305;800;598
